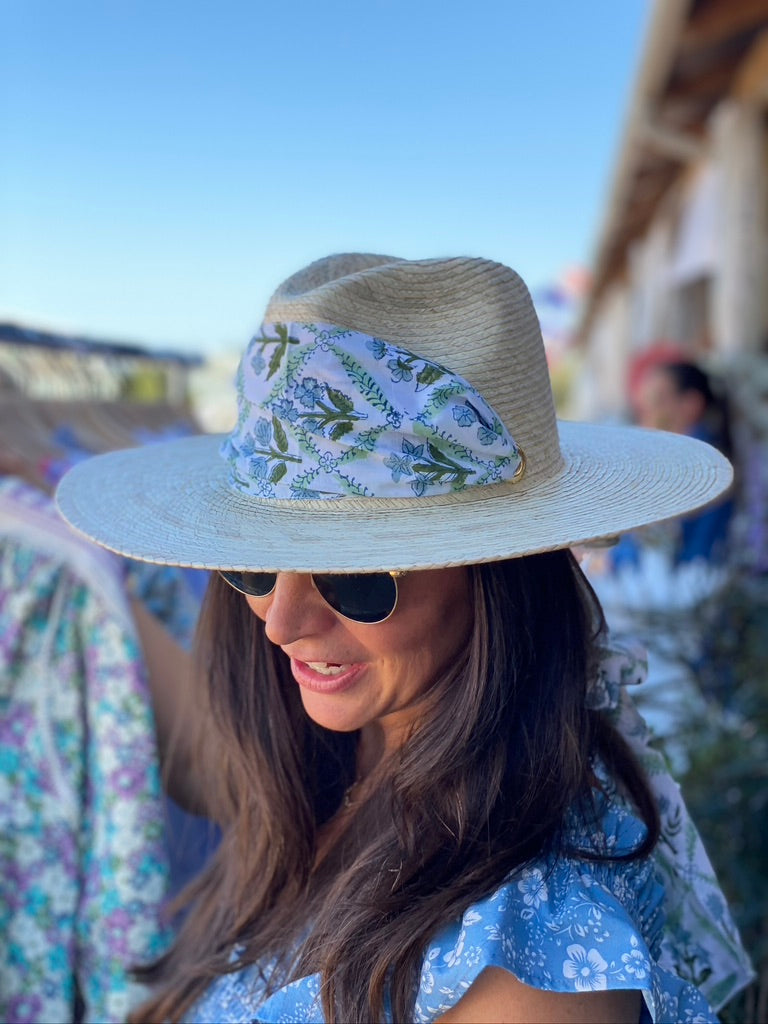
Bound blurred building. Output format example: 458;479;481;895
574;0;768;419
573;0;768;569
0;321;207;493
0;321;202;406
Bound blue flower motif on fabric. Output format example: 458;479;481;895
239;434;256;457
452;400;506;447
387;357;414;383
384;453;413;482
272;398;299;424
402;439;424;458
249;456;269;479
250;350;266;375
452;403;477;428
478;425;500;446
366;338;387;360
254;418;272;446
295;377;325;408
229;413;301;490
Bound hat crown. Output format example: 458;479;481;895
264;255;562;486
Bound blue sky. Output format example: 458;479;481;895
1;1;649;355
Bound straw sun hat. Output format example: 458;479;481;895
56;253;732;572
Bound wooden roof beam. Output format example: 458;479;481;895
635;115;707;162
665;59;740;101
575;0;691;341
681;0;768;52
732;27;768;99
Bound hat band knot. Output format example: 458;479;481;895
221;322;525;500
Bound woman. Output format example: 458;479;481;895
57;253;751;1022
634;358;734;565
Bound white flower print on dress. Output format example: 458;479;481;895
563;944;609;992
622;935;651;980
517;866;549;909
419;947;441;995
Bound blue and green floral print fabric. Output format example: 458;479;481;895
0;476;173;1023
221;322;525;500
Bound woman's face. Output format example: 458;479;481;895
245;567;473;757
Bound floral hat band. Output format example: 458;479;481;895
221;321;526;501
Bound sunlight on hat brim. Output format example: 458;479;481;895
55;423;733;573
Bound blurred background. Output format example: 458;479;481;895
2;1;768;1020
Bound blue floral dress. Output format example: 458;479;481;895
186;787;721;1023
186;639;755;1024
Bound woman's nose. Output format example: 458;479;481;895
258;573;336;646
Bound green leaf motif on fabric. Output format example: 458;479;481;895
422;381;466;415
326;386;354;414
411;440;475;489
415;363;445;392
297;383;368;438
335;472;373;497
251;323;301;381
272;416;289;454
337;351;395;417
329;421;354;441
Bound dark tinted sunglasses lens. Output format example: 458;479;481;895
219;571;277;597
313;573;397;624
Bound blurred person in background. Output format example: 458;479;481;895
610;357;734;571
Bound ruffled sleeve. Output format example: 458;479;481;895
413;797;717;1024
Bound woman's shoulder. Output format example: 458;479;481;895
414;793;717;1024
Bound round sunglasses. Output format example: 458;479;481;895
218;569;404;624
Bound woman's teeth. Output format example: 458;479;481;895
306;662;349;676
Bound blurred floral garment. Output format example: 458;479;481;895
0;476;173;1023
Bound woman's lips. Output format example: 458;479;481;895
290;658;365;694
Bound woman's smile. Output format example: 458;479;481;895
289;657;366;693
245;567;473;749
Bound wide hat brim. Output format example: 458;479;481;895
55;421;732;572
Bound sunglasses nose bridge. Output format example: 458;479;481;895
261;572;338;646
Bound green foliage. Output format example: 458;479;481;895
119;367;167;401
636;573;768;1022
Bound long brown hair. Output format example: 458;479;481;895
132;550;660;1022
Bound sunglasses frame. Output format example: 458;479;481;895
218;569;405;624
